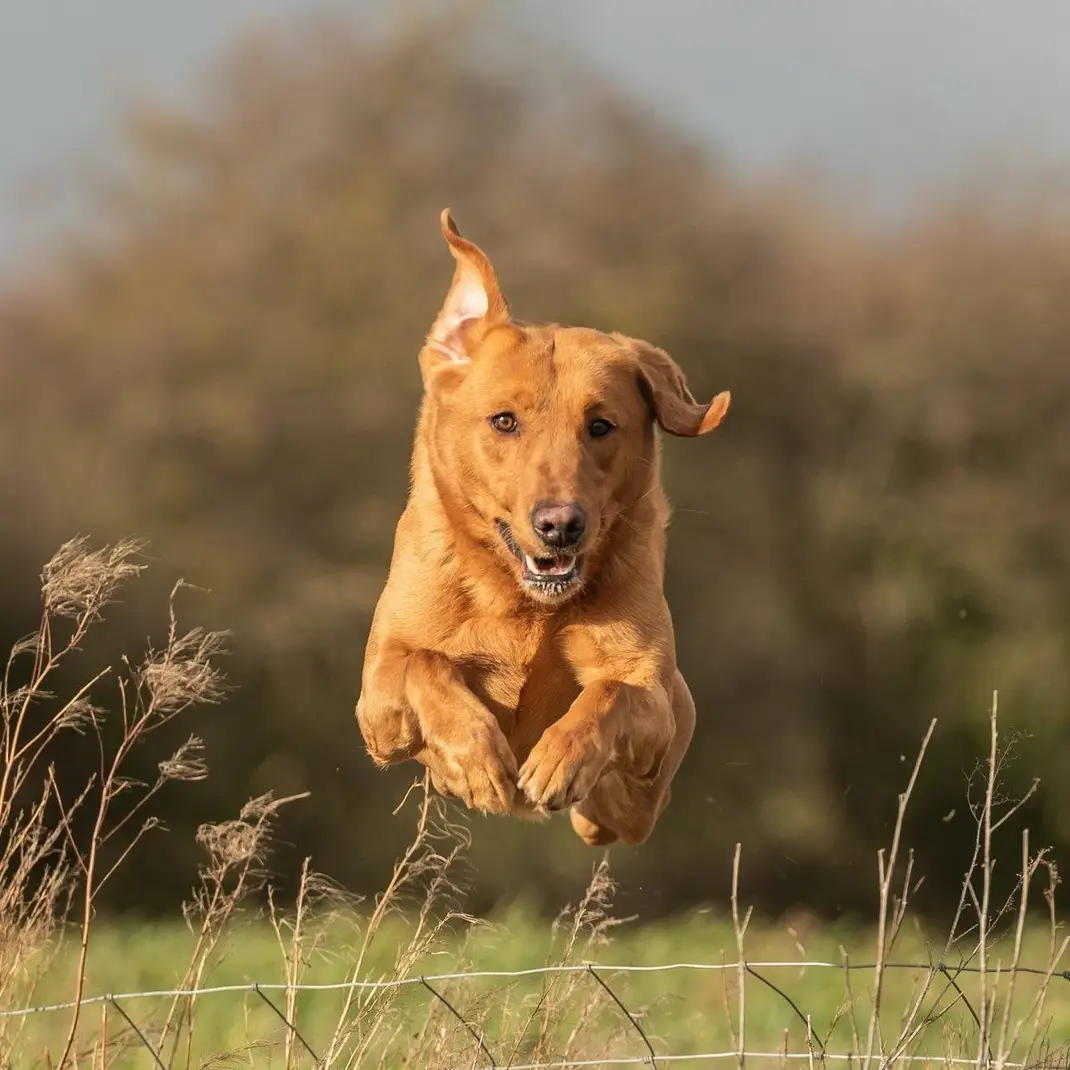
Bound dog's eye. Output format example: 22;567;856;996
489;412;519;434
588;418;614;439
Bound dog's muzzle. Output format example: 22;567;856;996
496;520;583;597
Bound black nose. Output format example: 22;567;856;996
531;501;587;548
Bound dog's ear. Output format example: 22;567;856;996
421;209;510;382
629;338;731;437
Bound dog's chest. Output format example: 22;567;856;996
448;619;581;763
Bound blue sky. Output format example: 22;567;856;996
3;0;1070;267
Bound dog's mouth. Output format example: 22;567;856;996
495;521;583;597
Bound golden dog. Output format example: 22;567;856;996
356;211;730;846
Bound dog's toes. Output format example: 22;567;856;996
488;771;517;813
519;758;564;810
430;720;518;815
541;769;584;811
516;753;552;807
467;766;516;815
519;729;605;811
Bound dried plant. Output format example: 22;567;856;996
690;694;1068;1070
0;538;228;1067
3;542;1068;1070
161;789;309;1069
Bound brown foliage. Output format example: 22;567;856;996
1;5;1069;916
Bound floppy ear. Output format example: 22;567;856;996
421;209;510;382
630;338;731;437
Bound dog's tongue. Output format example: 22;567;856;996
525;553;576;577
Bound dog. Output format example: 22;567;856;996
355;210;730;846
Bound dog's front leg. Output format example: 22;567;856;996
357;641;518;814
517;680;674;812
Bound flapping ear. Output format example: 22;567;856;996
421;209;510;381
628;337;731;438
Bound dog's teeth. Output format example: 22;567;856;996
524;553;576;577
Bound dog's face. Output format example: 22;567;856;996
418;211;730;606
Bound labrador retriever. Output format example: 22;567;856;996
356;210;730;845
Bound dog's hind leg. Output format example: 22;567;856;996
568;669;696;846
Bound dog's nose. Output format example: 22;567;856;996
531;501;587;547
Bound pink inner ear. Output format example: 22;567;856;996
428;317;479;363
448;269;489;324
428;268;488;363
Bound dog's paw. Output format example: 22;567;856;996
429;718;519;815
517;720;609;811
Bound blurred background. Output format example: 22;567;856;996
3;0;1070;923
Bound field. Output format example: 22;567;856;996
10;889;1070;1068
4;544;1070;1069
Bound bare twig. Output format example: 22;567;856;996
731;843;752;1070
839;949;863;1061
976;692;999;1066
995;831;1033;1068
863;717;936;1070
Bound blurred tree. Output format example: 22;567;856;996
1;2;1068;919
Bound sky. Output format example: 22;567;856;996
3;0;1070;269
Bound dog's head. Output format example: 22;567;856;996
418;210;731;606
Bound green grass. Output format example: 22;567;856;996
8;905;1070;1068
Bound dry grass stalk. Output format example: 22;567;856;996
731;842;753;1070
688;691;1069;1070
323;779;478;1069
0;538;228;1068
861;717;936;1070
162;790;309;1068
818;694;1068;1070
2;539;647;1068
3;543;1068;1069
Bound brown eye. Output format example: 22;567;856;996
490;412;519;434
588;418;614;439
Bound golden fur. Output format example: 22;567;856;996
355;210;730;845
